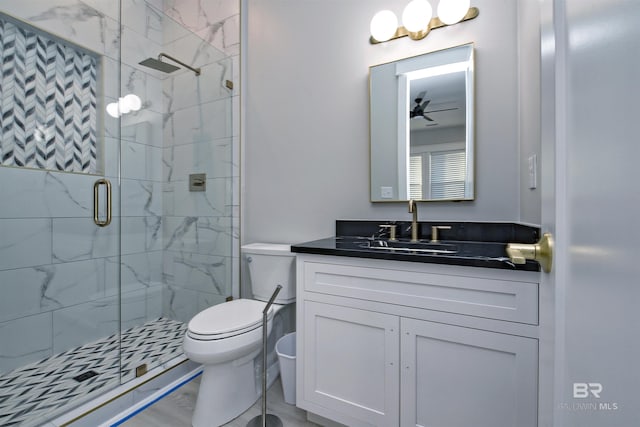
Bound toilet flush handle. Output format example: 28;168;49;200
246;256;252;263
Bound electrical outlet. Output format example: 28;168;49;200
381;186;393;199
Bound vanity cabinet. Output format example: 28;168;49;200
400;318;537;427
303;301;400;426
296;254;540;427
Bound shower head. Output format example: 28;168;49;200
138;53;201;76
139;57;180;73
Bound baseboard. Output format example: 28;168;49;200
307;411;348;427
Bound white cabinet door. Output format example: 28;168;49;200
303;301;400;427
401;318;538;427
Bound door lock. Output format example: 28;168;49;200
506;233;554;273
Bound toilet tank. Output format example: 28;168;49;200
242;243;295;304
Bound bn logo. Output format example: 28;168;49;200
573;383;602;398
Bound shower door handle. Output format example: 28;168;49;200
93;179;112;227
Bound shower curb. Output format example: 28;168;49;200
43;358;201;427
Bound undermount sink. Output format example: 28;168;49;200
358;239;458;255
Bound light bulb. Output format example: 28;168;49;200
123;94;142;112
437;0;470;25
118;97;131;115
370;10;398;42
106;102;120;118
402;0;433;33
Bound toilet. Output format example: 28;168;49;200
183;243;295;427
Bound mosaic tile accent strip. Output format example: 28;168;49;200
0;12;98;174
0;318;186;427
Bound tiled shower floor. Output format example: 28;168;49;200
0;318;186;427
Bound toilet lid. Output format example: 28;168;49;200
187;299;272;337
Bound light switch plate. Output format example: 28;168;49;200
528;155;537;189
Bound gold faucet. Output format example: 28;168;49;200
408;199;419;242
431;225;452;243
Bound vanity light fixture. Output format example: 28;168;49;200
369;0;478;44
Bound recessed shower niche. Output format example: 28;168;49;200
0;12;100;174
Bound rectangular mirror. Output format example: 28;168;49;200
370;43;474;202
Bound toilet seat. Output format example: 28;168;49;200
187;299;273;341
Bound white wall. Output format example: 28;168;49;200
242;0;541;246
518;0;542;225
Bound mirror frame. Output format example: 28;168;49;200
369;43;475;202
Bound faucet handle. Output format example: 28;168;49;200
379;224;397;241
431;225;451;243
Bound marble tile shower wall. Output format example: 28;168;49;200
0;0;238;374
164;1;242;307
0;0;125;375
159;0;237;323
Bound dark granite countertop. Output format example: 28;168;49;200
291;221;542;272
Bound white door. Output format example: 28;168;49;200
541;0;640;425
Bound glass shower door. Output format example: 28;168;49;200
118;2;234;382
0;1;124;425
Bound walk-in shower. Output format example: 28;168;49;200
0;1;234;425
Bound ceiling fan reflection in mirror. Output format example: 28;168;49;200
409;91;458;125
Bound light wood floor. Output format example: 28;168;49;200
121;376;321;427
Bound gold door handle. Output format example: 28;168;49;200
93;179;112;227
506;233;554;273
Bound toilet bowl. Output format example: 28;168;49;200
183;243;295;427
